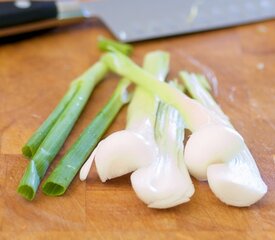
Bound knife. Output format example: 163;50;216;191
1;0;275;42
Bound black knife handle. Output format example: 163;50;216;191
0;1;58;28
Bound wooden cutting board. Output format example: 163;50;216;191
0;18;274;240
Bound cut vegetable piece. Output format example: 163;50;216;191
131;81;194;209
42;79;130;196
207;159;267;207
98;36;133;55
91;130;156;182
79;146;98;181
17;62;108;200
22;80;80;159
100;51;222;132
80;51;170;181
179;71;267;207
17;160;40;200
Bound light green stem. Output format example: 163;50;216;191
154;81;185;166
100;51;219;132
179;71;229;123
126;51;170;137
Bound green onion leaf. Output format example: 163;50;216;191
22;81;80;159
42;79;130;196
17;62;108;200
98;36;133;55
100;51;219;132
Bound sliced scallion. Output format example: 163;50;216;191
18;62;108;200
22;81;80;159
42;79;130;196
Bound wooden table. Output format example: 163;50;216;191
0;18;274;240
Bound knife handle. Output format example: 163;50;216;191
0;1;58;28
0;1;85;38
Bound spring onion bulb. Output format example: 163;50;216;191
80;51;170;181
180;71;267;207
131;81;194;209
183;124;245;180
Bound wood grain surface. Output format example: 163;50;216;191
0;17;275;240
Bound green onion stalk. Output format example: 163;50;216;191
97;36;133;56
179;71;267;207
22;79;79;159
178;71;265;176
131;81;194;209
22;37;132;160
100;50;223;132
18;62;108;200
42;79;130;196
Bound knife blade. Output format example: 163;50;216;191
0;0;274;42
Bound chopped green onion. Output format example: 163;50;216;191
98;36;133;55
22;81;80;159
18;62;108;200
16;160;40;200
42;79;130;196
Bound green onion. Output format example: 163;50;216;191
179;71;267;207
100;51;220;132
98;36;133;55
42;79;130;196
154;81;185;155
196;73;212;92
22;81;79;159
131;81;195;208
179;71;229;122
17;62;108;200
126;51;170;131
178;71;259;167
82;51;170;182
